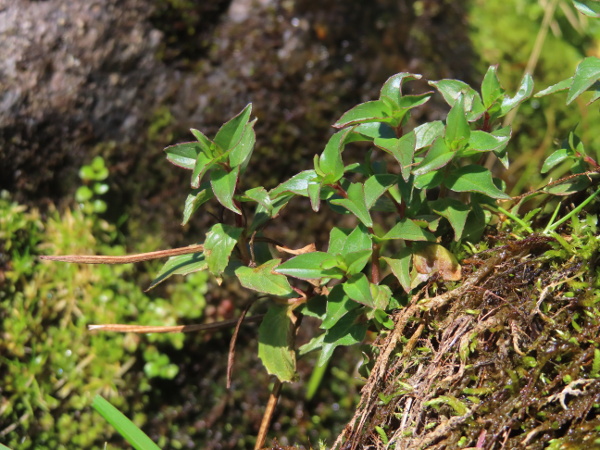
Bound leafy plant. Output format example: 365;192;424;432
45;55;599;388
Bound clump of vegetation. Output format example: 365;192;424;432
0;160;208;448
41;48;600;450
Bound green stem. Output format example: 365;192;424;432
543;186;600;234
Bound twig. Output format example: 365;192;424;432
227;301;254;389
255;379;282;450
40;244;205;264
88;314;263;333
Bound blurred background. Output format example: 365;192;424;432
1;0;599;448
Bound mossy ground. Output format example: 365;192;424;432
331;208;600;449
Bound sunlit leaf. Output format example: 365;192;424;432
382;249;413;293
444;165;510;199
333;100;392;128
567;57;600;104
500;74;534;115
203;224;242;276
235;259;294;296
210;166;241;214
148;251;206;290
382;218;436;242
214;104;253;151
322;285;361;330
276;252;342;280
330;182;373;227
182;183;215;225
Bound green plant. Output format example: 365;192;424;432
45;51;599;404
75;155;110;215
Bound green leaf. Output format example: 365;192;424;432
481;65;504;108
379;72;421;104
364;174;398;208
165;142;200;170
229;119;257;169
92;396;161;450
328;227;351;255
541;148;571;174
210;165;241;214
428;79;485;120
414;121;444;150
235;259;294;296
535;78;572;98
147;251;206;290
308;180;322;212
572;1;600;18
330;182;373;227
214;104;252;151
318;130;349;183
342;224;372;256
375;131;416;181
182;183;215;225
271;170;318;197
191;151;215;188
258;304;297;382
243;186;272;210
567;57;600;104
203;224;243;276
317;309;368;366
322;285;361;329
444;165;510;199
467;129;511;153
500;74;534;116
445;94;471;150
343;273;372;306
382;250;412;293
382;218;436;242
429;199;470;241
413;138;455;176
333;100;392;128
275;252;342;280
353;122;396;140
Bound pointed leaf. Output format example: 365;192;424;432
481;65;504;108
573;1;600;18
308;180;322;212
214;104;252;151
275;252;342;280
467;129;511;153
500;74;534;116
414;121;444;149
210;166;241;214
541;148;571;174
342;273;372;307
317;309;368;366
353;122;396;140
382;249;413;293
148;252;206;290
165;142;200;170
428;79;485;120
328;227;351;255
364;174;398;208
429;199;470;241
333;100;392;128
229;119;256;169
379;72;422;104
318;130;352;183
271;170;318;197
445;94;471;150
375;131;416;181
382;218;436;242
567;57;600;104
235;259;294;296
413;138;455;176
203;224;243;276
182;183;215;225
535;78;572;98
258;304;297;382
443;165;510;199
330;182;373;227
191;151;214;188
322;285;361;330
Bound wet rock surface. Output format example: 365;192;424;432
0;0;475;232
